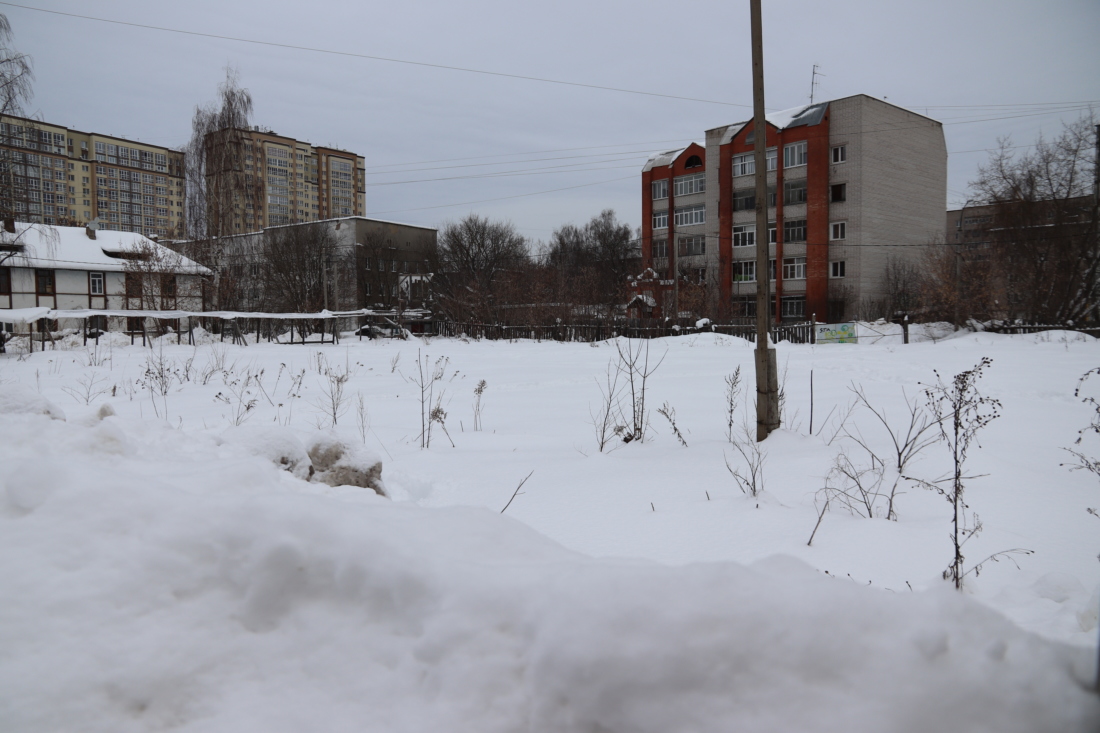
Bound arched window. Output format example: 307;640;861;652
685;155;703;168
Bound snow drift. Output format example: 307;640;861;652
1;404;1096;733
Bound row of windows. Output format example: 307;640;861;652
731;182;845;210
731;259;846;283
650;171;707;200
650;235;706;258
652;204;706;229
728;144;847;177
0;269;126;296
729;221;848;245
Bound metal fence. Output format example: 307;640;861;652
983;321;1100;337
426;320;818;345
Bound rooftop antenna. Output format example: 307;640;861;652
809;64;825;104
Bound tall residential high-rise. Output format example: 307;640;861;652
203;127;365;235
0;114;186;239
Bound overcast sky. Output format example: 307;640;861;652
6;0;1098;244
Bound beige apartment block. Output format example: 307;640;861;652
0;114;185;240
700;94;946;321
204;127;365;234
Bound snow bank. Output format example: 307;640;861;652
0;385;65;420
0;401;1096;732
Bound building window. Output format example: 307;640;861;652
652;239;668;258
783;180;807;205
831;222;846;240
830;183;847;203
780;297;805;318
733;189;755;212
732;153;754;177
35;269;55;295
784;141;807;168
685;154;703;168
782;257;806;280
737;148;777;174
89;272;104;295
679;235;706;256
674;205;705;227
652;210;668;229
732;225;755;247
830;261;846;278
673;172;705;196
831;145;847;164
784;219;807;243
0;267;10;295
651;179;668;200
161;274;177;299
732;261;756;282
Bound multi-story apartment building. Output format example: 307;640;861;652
639;143;708;291
0;114;185;239
204;127;365;234
639;95;946;322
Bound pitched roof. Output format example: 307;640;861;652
715;102;831;145
0;223;210;275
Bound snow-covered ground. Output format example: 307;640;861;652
1;324;1098;731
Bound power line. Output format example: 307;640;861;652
365;162;642;188
363;138;698;170
0;2;753;109
364;147;669;177
364;175;636;216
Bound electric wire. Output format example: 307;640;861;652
0;2;753;109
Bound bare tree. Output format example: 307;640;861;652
121;237;204;335
179;69;256;310
966;116;1098;323
432;214;528;320
0;13;38;229
260;222;339;313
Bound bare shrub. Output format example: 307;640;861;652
918;358;1029;589
472;379;487;431
590;358;626;453
411;350;449;448
724;367;742;443
313;353;352;427
214;369;259;426
726;425;766;497
615;338;665;443
356;392;370;445
657;401;688;447
62;372;110;406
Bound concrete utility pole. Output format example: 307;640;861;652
751;0;780;441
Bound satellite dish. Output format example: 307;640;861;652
86;217;101;231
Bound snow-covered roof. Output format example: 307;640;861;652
717;102;830;145
0;223;210;275
642;147;688;173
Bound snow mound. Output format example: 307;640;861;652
0;385;65;420
306;432;386;496
219;425;313;480
0;410;1096;732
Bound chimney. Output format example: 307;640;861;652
85;224;96;240
2;217;14;234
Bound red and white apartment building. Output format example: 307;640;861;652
636;94;946;322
